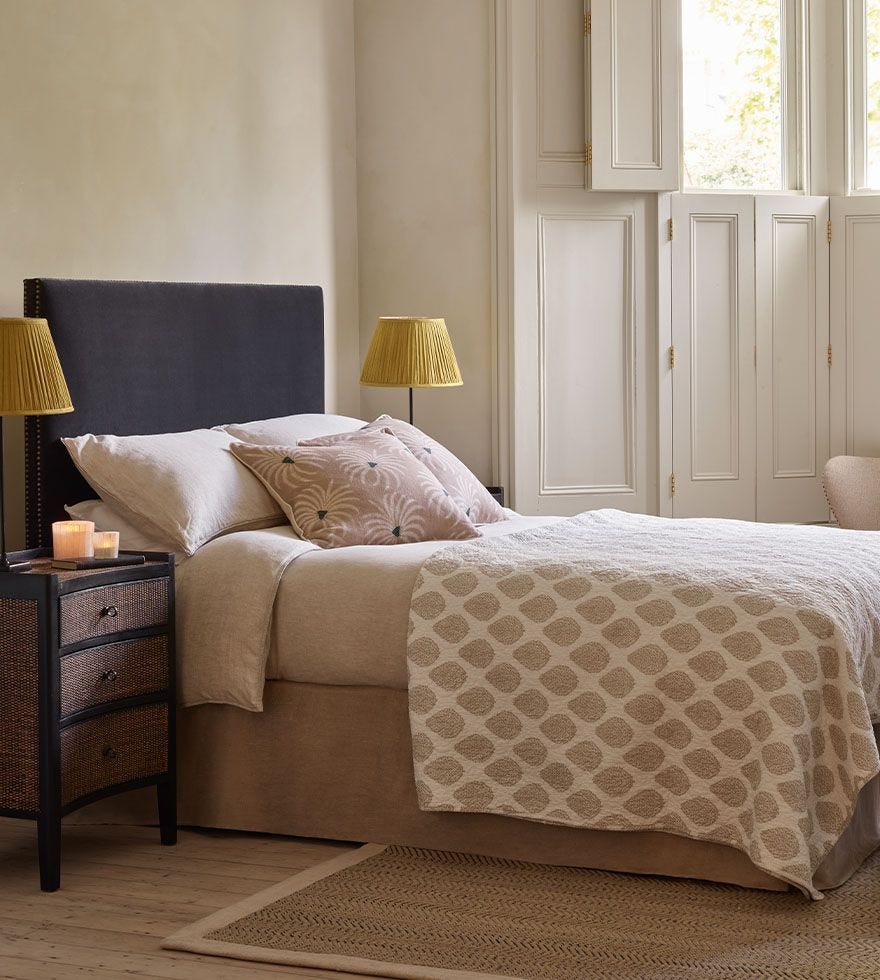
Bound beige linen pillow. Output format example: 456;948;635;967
303;415;507;524
63;429;284;556
229;431;481;549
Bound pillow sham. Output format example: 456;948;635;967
65;499;180;559
221;413;366;445
63;428;285;556
229;431;481;549
303;415;507;524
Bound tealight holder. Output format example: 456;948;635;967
51;521;95;560
93;531;120;560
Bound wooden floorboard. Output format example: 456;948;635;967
0;817;381;980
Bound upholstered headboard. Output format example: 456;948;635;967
23;278;325;547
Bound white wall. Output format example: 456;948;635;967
354;0;496;483
0;0;360;546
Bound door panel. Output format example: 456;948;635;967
588;0;680;191
755;197;830;523
539;213;634;497
671;195;756;519
537;0;586;187
830;198;880;458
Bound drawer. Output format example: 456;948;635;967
60;635;169;718
61;702;167;806
60;578;168;647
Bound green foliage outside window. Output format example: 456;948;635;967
683;0;782;190
867;1;880;186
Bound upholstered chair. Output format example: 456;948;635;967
822;456;880;530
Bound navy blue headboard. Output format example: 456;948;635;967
23;278;324;547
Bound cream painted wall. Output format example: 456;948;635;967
0;0;359;547
354;0;496;483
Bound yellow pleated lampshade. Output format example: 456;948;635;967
360;317;463;389
0;318;73;415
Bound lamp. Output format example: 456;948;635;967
0;318;73;572
360;316;462;424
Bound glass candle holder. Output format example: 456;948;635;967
52;521;95;560
93;531;120;560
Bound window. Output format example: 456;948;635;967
851;0;880;190
682;0;805;191
867;1;880;185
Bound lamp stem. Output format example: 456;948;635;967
0;416;6;561
408;387;414;426
0;418;31;573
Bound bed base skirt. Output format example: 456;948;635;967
83;680;800;891
75;681;880;891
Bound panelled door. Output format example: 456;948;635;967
755;197;830;523
670;195;756;519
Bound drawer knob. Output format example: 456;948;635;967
100;605;118;619
102;746;118;761
101;669;119;684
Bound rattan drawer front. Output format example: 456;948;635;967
60;578;168;647
61;703;167;806
60;635;169;718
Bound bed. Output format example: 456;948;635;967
24;277;880;898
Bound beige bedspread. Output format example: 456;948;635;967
178;515;556;707
407;510;880;898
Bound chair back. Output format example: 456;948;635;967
822;455;880;529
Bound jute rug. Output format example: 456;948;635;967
163;842;880;979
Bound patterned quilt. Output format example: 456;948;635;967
407;510;880;897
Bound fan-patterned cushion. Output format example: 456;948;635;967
302;415;507;525
230;431;480;549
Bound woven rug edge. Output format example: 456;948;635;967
161;842;519;980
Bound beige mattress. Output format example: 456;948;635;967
267;514;558;689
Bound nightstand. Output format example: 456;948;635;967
0;550;176;891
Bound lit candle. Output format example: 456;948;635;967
52;521;95;560
93;531;120;560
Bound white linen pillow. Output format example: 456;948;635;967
221;413;365;445
65;499;180;559
63;428;285;556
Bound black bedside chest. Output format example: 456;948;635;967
0;550;176;891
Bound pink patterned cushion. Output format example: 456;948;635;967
303;415;507;525
229;431;480;548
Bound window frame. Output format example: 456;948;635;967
681;0;809;194
847;0;880;192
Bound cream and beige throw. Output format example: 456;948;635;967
408;510;880;897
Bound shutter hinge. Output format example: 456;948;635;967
670;473;676;496
668;345;676;369
585;141;592;166
585;11;591;35
827;219;832;244
667;218;674;241
827;344;833;367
